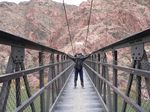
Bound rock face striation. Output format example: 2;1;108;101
0;0;150;55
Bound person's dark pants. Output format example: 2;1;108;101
74;68;83;85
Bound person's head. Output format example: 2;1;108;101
74;53;83;57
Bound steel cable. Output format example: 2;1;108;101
63;0;75;55
84;0;94;50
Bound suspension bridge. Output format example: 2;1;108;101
0;27;150;112
0;0;150;112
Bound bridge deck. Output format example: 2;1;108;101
52;69;106;112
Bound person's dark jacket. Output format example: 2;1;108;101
68;54;89;70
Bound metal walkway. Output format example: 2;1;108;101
52;69;106;112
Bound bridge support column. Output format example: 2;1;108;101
61;55;64;86
122;43;150;112
101;53;106;103
99;53;103;95
94;54;97;85
112;50;118;112
56;54;60;95
0;46;35;112
141;51;150;97
63;55;67;84
46;53;53;112
102;52;112;112
39;52;45;112
95;54;98;88
51;53;55;104
97;53;101;94
91;55;95;83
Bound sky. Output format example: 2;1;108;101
53;0;87;6
0;0;29;4
0;0;87;5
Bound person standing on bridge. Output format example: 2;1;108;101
68;53;89;88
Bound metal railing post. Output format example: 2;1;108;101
141;51;150;97
39;52;45;112
122;44;143;112
136;60;141;105
112;50;118;112
56;54;60;94
15;63;21;107
97;53;101;94
46;53;53;112
64;55;67;81
92;55;94;81
95;54;98;88
94;54;97;85
100;53;103;95
105;53;112;111
131;44;143;106
49;52;55;104
102;53;106;103
61;55;64;85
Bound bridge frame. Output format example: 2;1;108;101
0;30;73;112
85;28;150;112
0;28;150;112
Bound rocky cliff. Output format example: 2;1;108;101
0;0;150;55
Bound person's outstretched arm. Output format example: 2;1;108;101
67;54;76;62
82;54;91;61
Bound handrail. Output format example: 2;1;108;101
84;63;144;112
0;30;71;112
86;28;150;112
0;30;66;54
91;28;150;53
86;60;150;78
0;60;71;83
14;63;74;112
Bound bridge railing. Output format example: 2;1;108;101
84;28;150;112
0;30;74;112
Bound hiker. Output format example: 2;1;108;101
68;53;89;88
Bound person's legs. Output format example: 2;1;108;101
74;69;78;87
79;69;84;87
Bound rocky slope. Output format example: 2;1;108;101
0;0;150;55
63;0;150;53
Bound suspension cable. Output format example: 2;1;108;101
84;0;94;49
63;0;75;55
47;0;53;46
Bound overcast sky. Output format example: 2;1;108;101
0;0;29;3
0;0;87;5
53;0;87;6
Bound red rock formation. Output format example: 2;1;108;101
0;0;150;55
